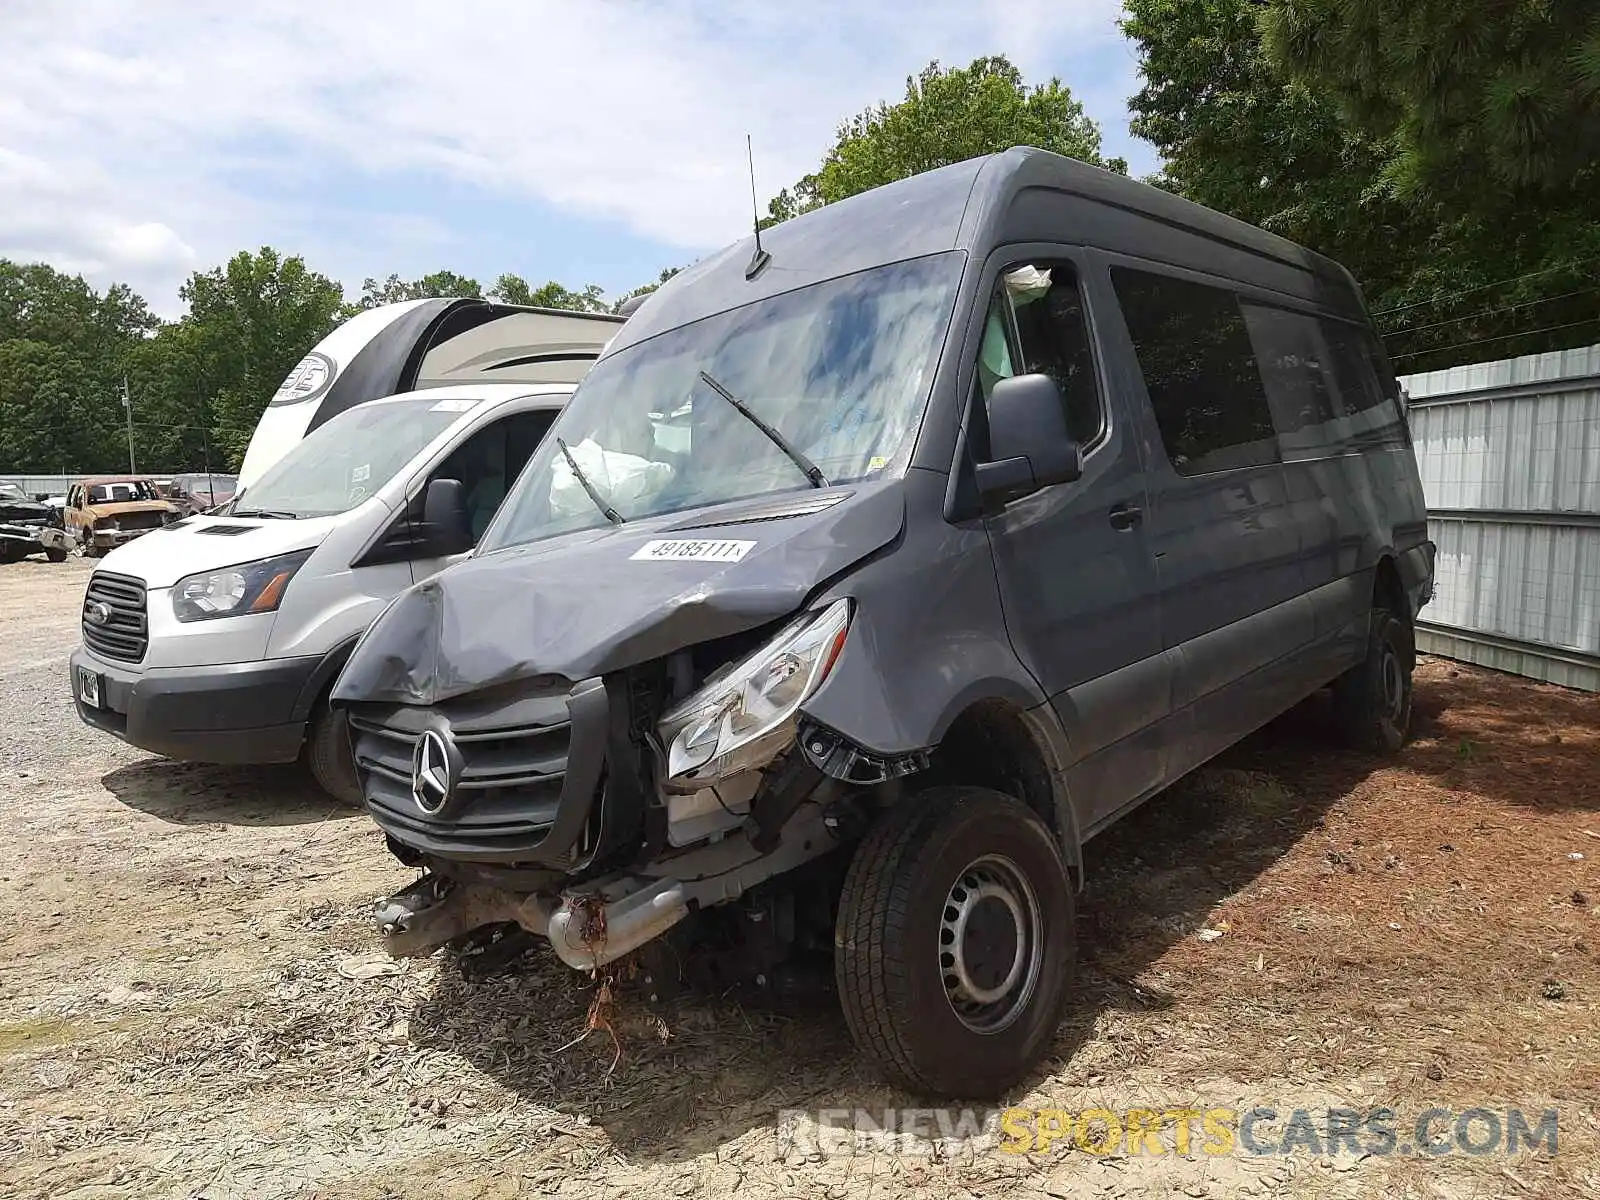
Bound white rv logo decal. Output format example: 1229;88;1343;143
630;539;756;563
268;351;336;407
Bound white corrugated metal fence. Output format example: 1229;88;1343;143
1401;343;1600;691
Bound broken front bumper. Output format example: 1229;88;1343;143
91;527;157;548
0;523;69;556
371;801;837;970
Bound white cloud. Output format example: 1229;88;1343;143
0;0;1150;314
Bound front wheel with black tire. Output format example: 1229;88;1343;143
834;786;1075;1098
1332;609;1414;753
45;545;68;563
306;701;363;807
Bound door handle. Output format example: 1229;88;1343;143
1108;504;1143;531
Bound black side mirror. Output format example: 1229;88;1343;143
975;373;1083;505
422;477;474;556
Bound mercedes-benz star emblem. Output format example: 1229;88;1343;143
411;729;455;815
84;600;113;627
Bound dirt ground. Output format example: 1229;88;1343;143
1;558;1596;1199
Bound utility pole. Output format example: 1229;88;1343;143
120;376;136;473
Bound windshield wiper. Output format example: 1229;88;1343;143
232;508;297;520
696;371;828;488
555;437;625;525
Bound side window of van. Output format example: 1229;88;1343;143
431;410;558;543
978;261;1104;446
1240;304;1344;447
1241;304;1408;457
1112;268;1279;476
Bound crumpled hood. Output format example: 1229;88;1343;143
334;484;905;705
87;500;179;520
0;498;52;525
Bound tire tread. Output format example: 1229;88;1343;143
835;787;1066;1095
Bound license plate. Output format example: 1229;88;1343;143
76;666;101;709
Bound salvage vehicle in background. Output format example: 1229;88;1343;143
69;301;623;803
0;479;72;562
69;386;576;803
333;147;1435;1099
62;476;181;557
169;473;239;515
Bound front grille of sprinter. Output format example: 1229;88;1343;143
349;698;575;858
82;572;148;663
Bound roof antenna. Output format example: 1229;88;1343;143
744;134;771;280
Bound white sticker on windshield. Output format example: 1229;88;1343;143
351;464;371;483
631;539;756;563
430;399;477;412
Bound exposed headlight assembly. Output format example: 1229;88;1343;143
658;598;851;788
172;549;312;622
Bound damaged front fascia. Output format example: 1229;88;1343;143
796;717;931;786
332;484;906;707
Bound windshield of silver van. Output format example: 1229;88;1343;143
481;252;962;550
235;397;474;519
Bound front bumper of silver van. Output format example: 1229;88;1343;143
70;646;320;764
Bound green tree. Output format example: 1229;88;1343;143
610;266;682;313
179;248;344;465
0;340;107;471
1123;0;1434;300
1123;0;1600;372
489;274;609;312
353;270;483;312
1261;0;1600;197
770;56;1123;221
0;261;160;471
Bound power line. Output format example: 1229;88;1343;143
1385;284;1600;340
1372;260;1595;318
1390;314;1600;364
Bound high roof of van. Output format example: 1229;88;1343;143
611;146;1364;358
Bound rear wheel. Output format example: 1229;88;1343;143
306;701;362;807
834;786;1075;1098
1333;609;1413;753
45;545;68;563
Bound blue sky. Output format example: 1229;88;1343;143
0;0;1157;316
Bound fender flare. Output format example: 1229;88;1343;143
290;634;363;723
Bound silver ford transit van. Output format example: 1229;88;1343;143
334;148;1435;1097
71;301;622;801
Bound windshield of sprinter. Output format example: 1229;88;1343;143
481;253;962;549
235;398;475;518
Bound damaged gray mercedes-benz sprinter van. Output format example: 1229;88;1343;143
332;147;1435;1098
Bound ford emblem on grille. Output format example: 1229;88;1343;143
84;600;113;627
411;728;458;815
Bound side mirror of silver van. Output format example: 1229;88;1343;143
976;373;1083;506
423;478;475;556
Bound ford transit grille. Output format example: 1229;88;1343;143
82;572;148;663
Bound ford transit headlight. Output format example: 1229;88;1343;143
172;549;312;622
658;599;851;787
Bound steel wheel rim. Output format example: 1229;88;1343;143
1381;644;1405;725
937;853;1044;1034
